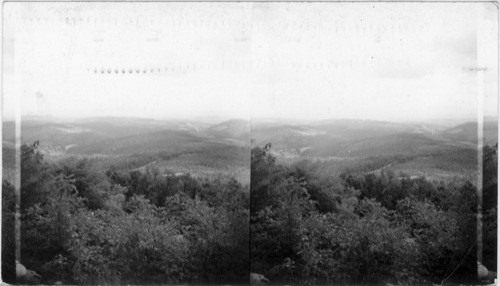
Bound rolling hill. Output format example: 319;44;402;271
3;117;251;184
252;119;497;183
206;119;250;143
441;121;498;145
3;116;496;184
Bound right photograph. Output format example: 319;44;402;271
249;3;498;286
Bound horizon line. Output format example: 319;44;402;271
2;114;497;123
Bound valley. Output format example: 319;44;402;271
2;117;251;184
252;119;497;183
4;117;496;185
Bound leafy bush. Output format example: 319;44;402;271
250;144;495;285
6;141;249;284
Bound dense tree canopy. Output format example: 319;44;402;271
250;143;497;285
3;141;249;284
2;141;496;284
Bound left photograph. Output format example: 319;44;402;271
2;3;251;284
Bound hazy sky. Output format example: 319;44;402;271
2;2;498;121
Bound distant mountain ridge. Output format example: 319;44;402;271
441;121;498;145
251;118;497;182
207;119;251;139
3;117;251;148
2;116;252;183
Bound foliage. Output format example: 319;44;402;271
2;180;16;283
4;141;249;284
482;143;498;270
2;140;497;284
67;202;189;284
250;144;497;285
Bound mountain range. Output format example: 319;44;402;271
2;117;251;183
252;118;498;182
2;116;497;184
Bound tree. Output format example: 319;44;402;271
2;180;16;283
61;159;110;210
482;144;497;270
250;144;276;213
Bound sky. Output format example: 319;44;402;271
2;2;498;122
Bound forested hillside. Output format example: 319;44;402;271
252;119;497;183
250;143;497;285
1;118;496;285
2;141;249;284
2;118;251;184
